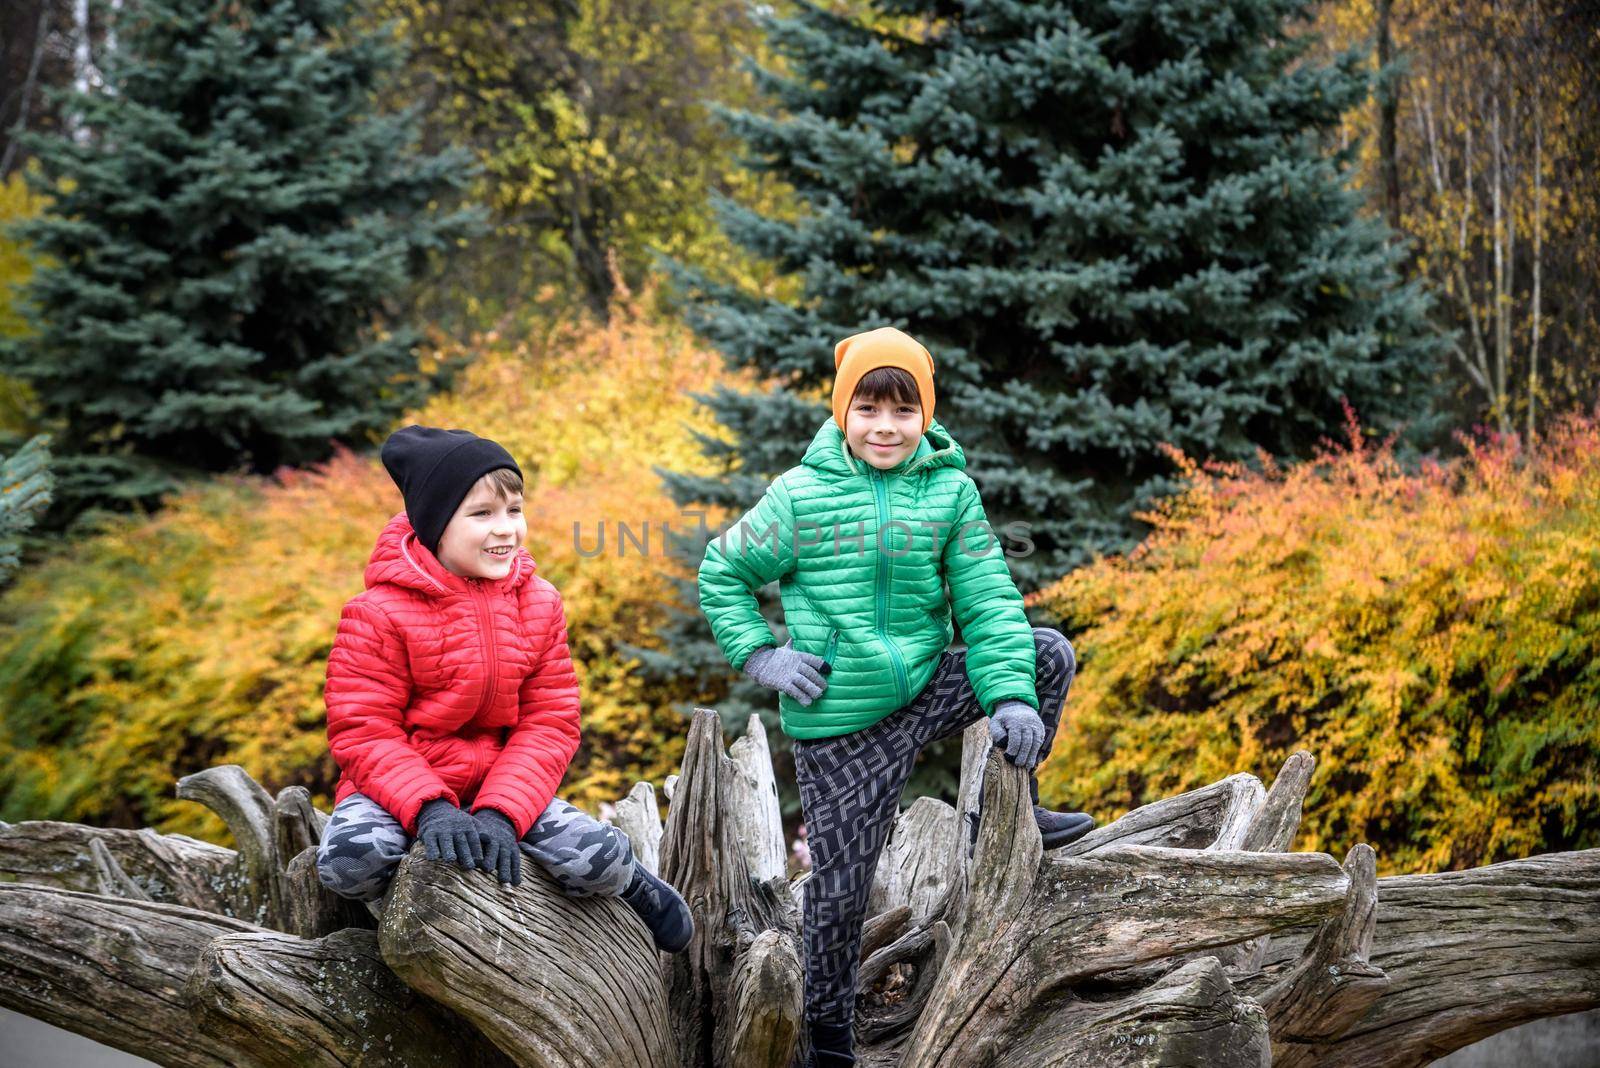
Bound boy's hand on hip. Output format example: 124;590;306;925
990;700;1046;769
473;808;523;887
415;798;484;871
743;640;829;706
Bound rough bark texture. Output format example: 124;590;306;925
0;712;1595;1068
379;851;679;1068
725;927;804;1068
867;796;958;927
189;927;514;1068
1249;848;1600;1068
0;884;258;1067
610;779;663;876
658;709;800;1066
729;712;788;883
1004;956;1272;1068
1225;750;1317;973
0;819;235;911
175;765;279;925
1257;843;1390;1066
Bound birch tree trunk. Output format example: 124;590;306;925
67;0;97;144
1;708;1596;1068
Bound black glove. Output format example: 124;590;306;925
415;798;483;871
474;808;523;887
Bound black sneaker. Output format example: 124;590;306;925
807;1019;855;1067
964;806;1097;854
620;864;694;953
1036;806;1096;850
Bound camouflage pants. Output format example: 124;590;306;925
315;792;637;902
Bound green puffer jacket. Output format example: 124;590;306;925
698;417;1038;739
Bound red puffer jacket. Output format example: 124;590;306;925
325;513;580;837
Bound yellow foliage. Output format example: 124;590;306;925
0;168;49;433
365;0;801;325
1311;0;1600;430
0;281;752;839
1032;407;1600;874
0;168;48;339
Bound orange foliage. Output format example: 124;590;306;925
1032;407;1600;874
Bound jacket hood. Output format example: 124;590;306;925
364;512;537;598
800;417;966;479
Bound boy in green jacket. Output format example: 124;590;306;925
698;326;1095;1067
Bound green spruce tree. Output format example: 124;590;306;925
0;0;485;520
639;0;1445;805
0;434;51;584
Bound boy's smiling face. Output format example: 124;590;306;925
845;390;923;470
435;472;527;580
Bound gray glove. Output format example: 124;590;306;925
989;700;1046;769
743;640;828;706
415;798;483;871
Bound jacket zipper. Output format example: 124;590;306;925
468;734;490;794
869;468;910;706
471;581;498;723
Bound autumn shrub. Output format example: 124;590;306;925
0;168;47;435
1033;408;1600;874
0;283;749;839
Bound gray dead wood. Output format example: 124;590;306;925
890;718;990;937
281;844;374;939
1223;749;1317;972
0;819;234;911
899;749;1350;1068
860;903;912;961
1257;843;1389;1067
868;796;959;926
380;843;682;1068
173;767;347;934
729;711;788;882
0;883;259;1067
658;708;802;1067
1252;847;1600;1068
1063;770;1269;858
723;927;803;1068
3;728;1597;1068
857;919;950;1044
271;785;327;870
1003;956;1272;1068
610;779;663;875
89;837;153;900
189;926;513;1068
1239;751;1315;854
176;764;278;925
267;787;372;939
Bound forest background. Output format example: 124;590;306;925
0;0;1594;879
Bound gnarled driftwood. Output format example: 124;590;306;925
0;710;1595;1068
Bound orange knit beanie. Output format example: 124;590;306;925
831;327;937;434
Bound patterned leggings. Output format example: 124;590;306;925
315;792;636;902
794;627;1076;1030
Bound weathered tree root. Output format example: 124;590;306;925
0;716;1594;1067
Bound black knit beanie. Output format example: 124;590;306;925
380;425;523;556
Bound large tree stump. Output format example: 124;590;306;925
1;711;1596;1067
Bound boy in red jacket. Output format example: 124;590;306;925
314;425;693;953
